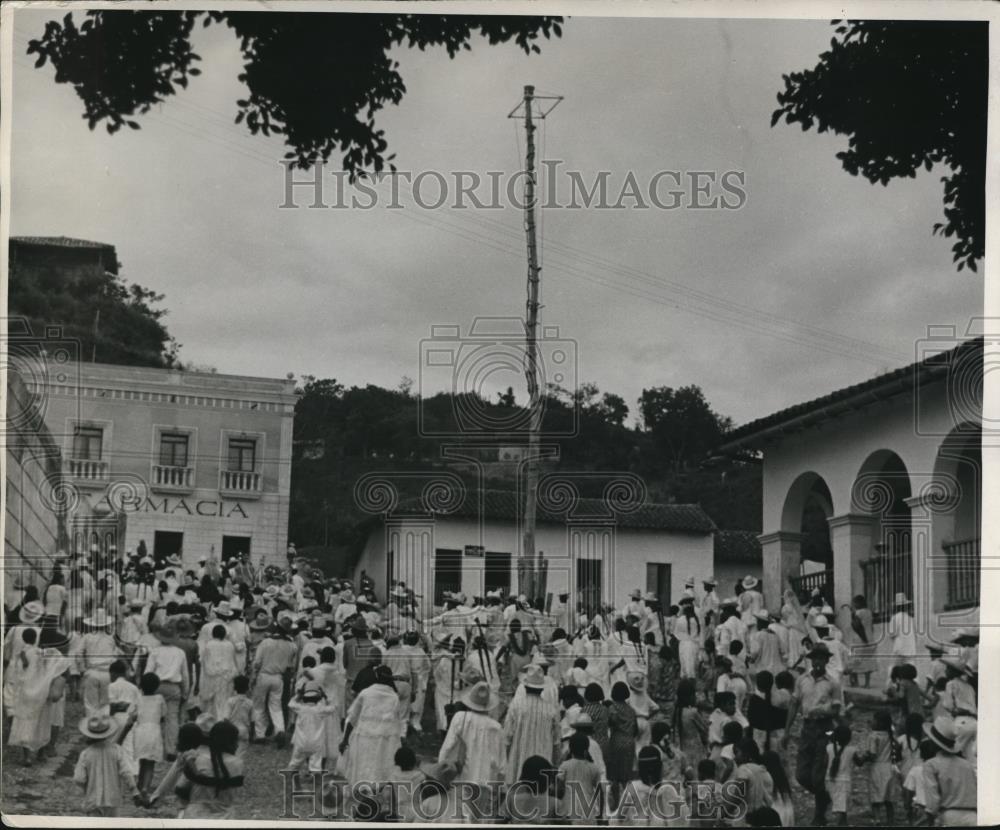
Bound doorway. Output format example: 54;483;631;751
434;549;463;604
222;535;252;562
646;563;671;609
153;531;184;562
485;551;512;595
577;557;602;619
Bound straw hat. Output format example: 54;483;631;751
629;588;642;600
79;714;119;740
250;611;272;631
279;584;297;599
522;665;546;689
703;576;717;587
83;609;113;628
165;553;182;567
301;586;315;600
461;681;500;713
214;601;235;619
18;601;44;624
642;592;659;604
923;716;960;754
753;610;771;624
950;628;979;644
893;592;912;608
741;575;759;590
196;713;217;733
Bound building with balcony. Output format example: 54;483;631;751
717;334;982;672
37;361;297;569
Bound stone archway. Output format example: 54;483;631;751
852;450;913;620
931;423;981;615
759;471;836;609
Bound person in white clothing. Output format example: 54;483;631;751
438;681;506;782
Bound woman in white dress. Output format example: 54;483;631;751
200;625;239;720
675;602;702;679
340;665;402;787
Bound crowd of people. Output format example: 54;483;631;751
1;547;980;825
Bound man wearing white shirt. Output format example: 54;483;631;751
144;627;190;758
621;588;647;622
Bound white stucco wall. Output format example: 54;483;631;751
757;373;980;647
355;515;714;618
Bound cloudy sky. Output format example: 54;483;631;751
9;8;983;428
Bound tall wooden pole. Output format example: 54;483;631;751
521;85;542;602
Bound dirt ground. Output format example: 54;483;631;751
1;692;894;825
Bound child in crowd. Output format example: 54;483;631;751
902;739;935;825
382;745;426;822
146;722;205;809
107;660;141;773
134;672;166;797
868;709;900;824
707;691;747;752
715;657;749;714
287;686;337;773
73;715;140;816
825;723;867;826
888;663;926;726
66;618;85;701
896;712;925;782
728;640;748;677
568;657;593;694
711;720;743;783
559;731;604;824
224;675;254;757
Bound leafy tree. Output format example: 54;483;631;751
497;386;517;408
638;385;733;473
772;20;987;272
26;10;563;177
9;253;180;367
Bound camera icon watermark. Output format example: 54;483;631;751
418;317;578;438
913;321;991;442
1;318;81;444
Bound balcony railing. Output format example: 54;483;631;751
943;537;980;610
861;549;913;622
64;457;109;485
788;568;833;605
152;464;194;490
219;469;262;495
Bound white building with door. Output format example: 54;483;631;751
353;488;717;619
37;361;297;568
717;334;982;651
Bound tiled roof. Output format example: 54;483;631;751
10;236;118;273
11;236;114;250
718;337;981;453
714;529;761;563
392;488;716;534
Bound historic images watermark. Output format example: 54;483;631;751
418;317;578;439
279;772;750;821
279;160;748;211
2;318;82;444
